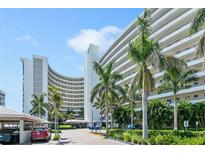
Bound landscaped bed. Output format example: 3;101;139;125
108;129;205;145
58;124;73;130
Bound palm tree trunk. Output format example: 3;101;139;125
131;106;134;125
54;114;57;134
173;94;178;130
105;102;109;135
111;110;113;128
142;88;148;139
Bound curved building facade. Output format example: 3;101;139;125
21;55;84;119
98;8;205;106
0;89;5;106
48;66;84;113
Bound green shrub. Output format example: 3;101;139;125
131;135;140;144
180;137;205;145
155;134;180;145
137;138;149;145
148;137;156;145
53;133;61;141
58;124;73;129
108;129;205;145
123;132;132;142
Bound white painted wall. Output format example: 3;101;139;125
84;44;101;123
20;58;33;114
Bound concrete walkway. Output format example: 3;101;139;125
58;129;126;145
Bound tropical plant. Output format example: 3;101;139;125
78;107;84;118
190;8;205;68
178;100;192;122
160;66;198;130
113;106;131;128
29;93;48;118
148;99;173;129
48;86;64;134
191;101;205;128
123;83;141;125
128;9;181;138
90;61;125;135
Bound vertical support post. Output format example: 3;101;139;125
19;120;24;144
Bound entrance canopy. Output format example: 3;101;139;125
65;119;88;124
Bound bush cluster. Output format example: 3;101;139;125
53;133;61;141
108;129;205;145
58;124;73;129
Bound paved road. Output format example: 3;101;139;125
32;129;126;145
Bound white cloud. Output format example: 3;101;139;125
67;26;123;55
15;34;39;47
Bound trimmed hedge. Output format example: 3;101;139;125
58;124;73;129
108;129;205;145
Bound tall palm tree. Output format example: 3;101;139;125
48;86;64;133
29;93;48;118
160;66;198;130
190;9;205;68
128;9;184;138
128;10;164;138
90;61;124;135
123;83;141;125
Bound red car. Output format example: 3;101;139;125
31;126;51;142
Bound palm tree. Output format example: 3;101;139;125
190;9;205;68
48;86;64;133
29;93;48;118
90;61;124;135
128;10;165;138
128;9;184;138
160;66;198;130
123;83;141;125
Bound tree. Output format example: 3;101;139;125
29;93;48;118
90;61;124;135
78;107;84;119
190;9;205;69
123;83;141;125
191;101;205;128
48;86;64;133
178;100;192;128
160;66;198;130
113;106;130;128
148;99;173;129
128;9;179;138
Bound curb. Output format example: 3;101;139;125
106;137;134;145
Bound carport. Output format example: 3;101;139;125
0;106;45;144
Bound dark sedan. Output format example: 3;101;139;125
0;128;19;144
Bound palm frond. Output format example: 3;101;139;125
190;8;205;34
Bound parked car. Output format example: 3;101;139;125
126;124;142;130
0;128;19;144
31;126;51;142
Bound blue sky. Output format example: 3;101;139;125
0;8;143;112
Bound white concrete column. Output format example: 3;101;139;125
19;120;24;144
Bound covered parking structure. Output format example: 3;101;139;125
0;106;45;144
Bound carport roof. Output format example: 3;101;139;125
0;106;44;123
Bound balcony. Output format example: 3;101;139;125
148;83;205;100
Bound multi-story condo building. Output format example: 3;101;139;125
0;89;5;106
97;8;205;110
20;55;84;119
